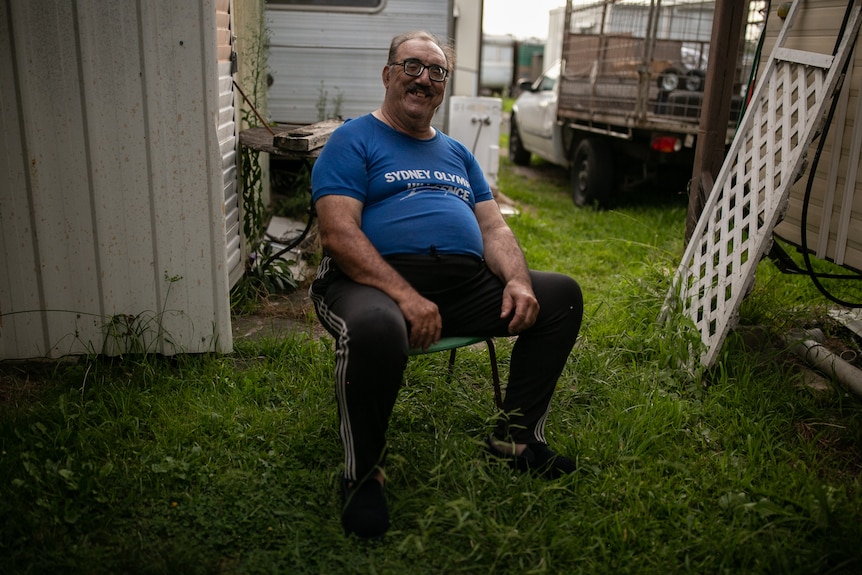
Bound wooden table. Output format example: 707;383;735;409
238;120;343;257
238;119;343;159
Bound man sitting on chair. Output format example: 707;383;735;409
308;30;584;539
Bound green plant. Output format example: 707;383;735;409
230;246;298;316
316;81;344;121
232;8;297;313
239;146;267;254
271;162;313;219
96;271;185;357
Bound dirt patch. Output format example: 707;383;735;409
231;284;327;343
0;360;72;407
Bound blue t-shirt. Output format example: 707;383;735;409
311;114;494;258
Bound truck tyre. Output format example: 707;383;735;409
508;114;531;166
571;139;613;208
656;67;681;92
684;69;705;92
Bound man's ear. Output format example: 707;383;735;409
382;65;391;89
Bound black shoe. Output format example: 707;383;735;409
485;436;577;479
341;477;390;539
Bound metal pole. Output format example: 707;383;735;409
685;0;749;242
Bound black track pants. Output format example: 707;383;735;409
309;254;583;481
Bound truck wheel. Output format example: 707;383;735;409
508;114;531;166
684;69;705;92
571;139;613;208
656;67;681;92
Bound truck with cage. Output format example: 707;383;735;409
509;0;764;207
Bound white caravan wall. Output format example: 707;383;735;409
266;0;452;127
768;0;862;273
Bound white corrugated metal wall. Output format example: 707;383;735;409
0;0;236;359
266;0;452;126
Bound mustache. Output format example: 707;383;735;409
407;83;434;97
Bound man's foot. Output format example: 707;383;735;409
341;477;389;539
485;436;577;479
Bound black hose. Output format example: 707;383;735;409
795;0;862;307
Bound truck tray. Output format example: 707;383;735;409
557;0;762;134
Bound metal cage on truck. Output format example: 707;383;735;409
509;0;767;208
558;0;735;135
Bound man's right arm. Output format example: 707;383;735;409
315;194;442;350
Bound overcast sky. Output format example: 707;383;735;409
482;0;565;40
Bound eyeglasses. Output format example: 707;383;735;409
390;59;449;82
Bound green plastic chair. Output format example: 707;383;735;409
410;336;502;410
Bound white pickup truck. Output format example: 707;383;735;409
509;0;764;208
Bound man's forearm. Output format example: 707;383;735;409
321;226;420;304
483;226;532;286
321;222;443;349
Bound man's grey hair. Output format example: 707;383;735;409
388;31;456;72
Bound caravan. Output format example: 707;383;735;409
265;1;498;182
266;0;460;128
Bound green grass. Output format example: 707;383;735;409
2;158;862;574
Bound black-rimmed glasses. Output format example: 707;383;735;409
390;59;449;82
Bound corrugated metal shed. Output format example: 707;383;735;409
0;0;240;358
767;0;862;272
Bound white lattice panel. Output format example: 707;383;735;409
663;0;862;367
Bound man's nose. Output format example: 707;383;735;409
415;68;433;84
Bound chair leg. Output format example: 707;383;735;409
485;339;503;411
444;340;501;410
447;348;457;383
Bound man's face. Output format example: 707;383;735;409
383;38;448;124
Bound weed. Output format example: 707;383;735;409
231;6;298;314
316;81;344;121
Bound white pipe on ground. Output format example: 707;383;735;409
785;329;862;398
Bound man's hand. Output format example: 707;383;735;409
500;279;539;334
398;293;442;351
317;194;443;350
474;201;538;334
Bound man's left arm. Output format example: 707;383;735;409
475;200;539;334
